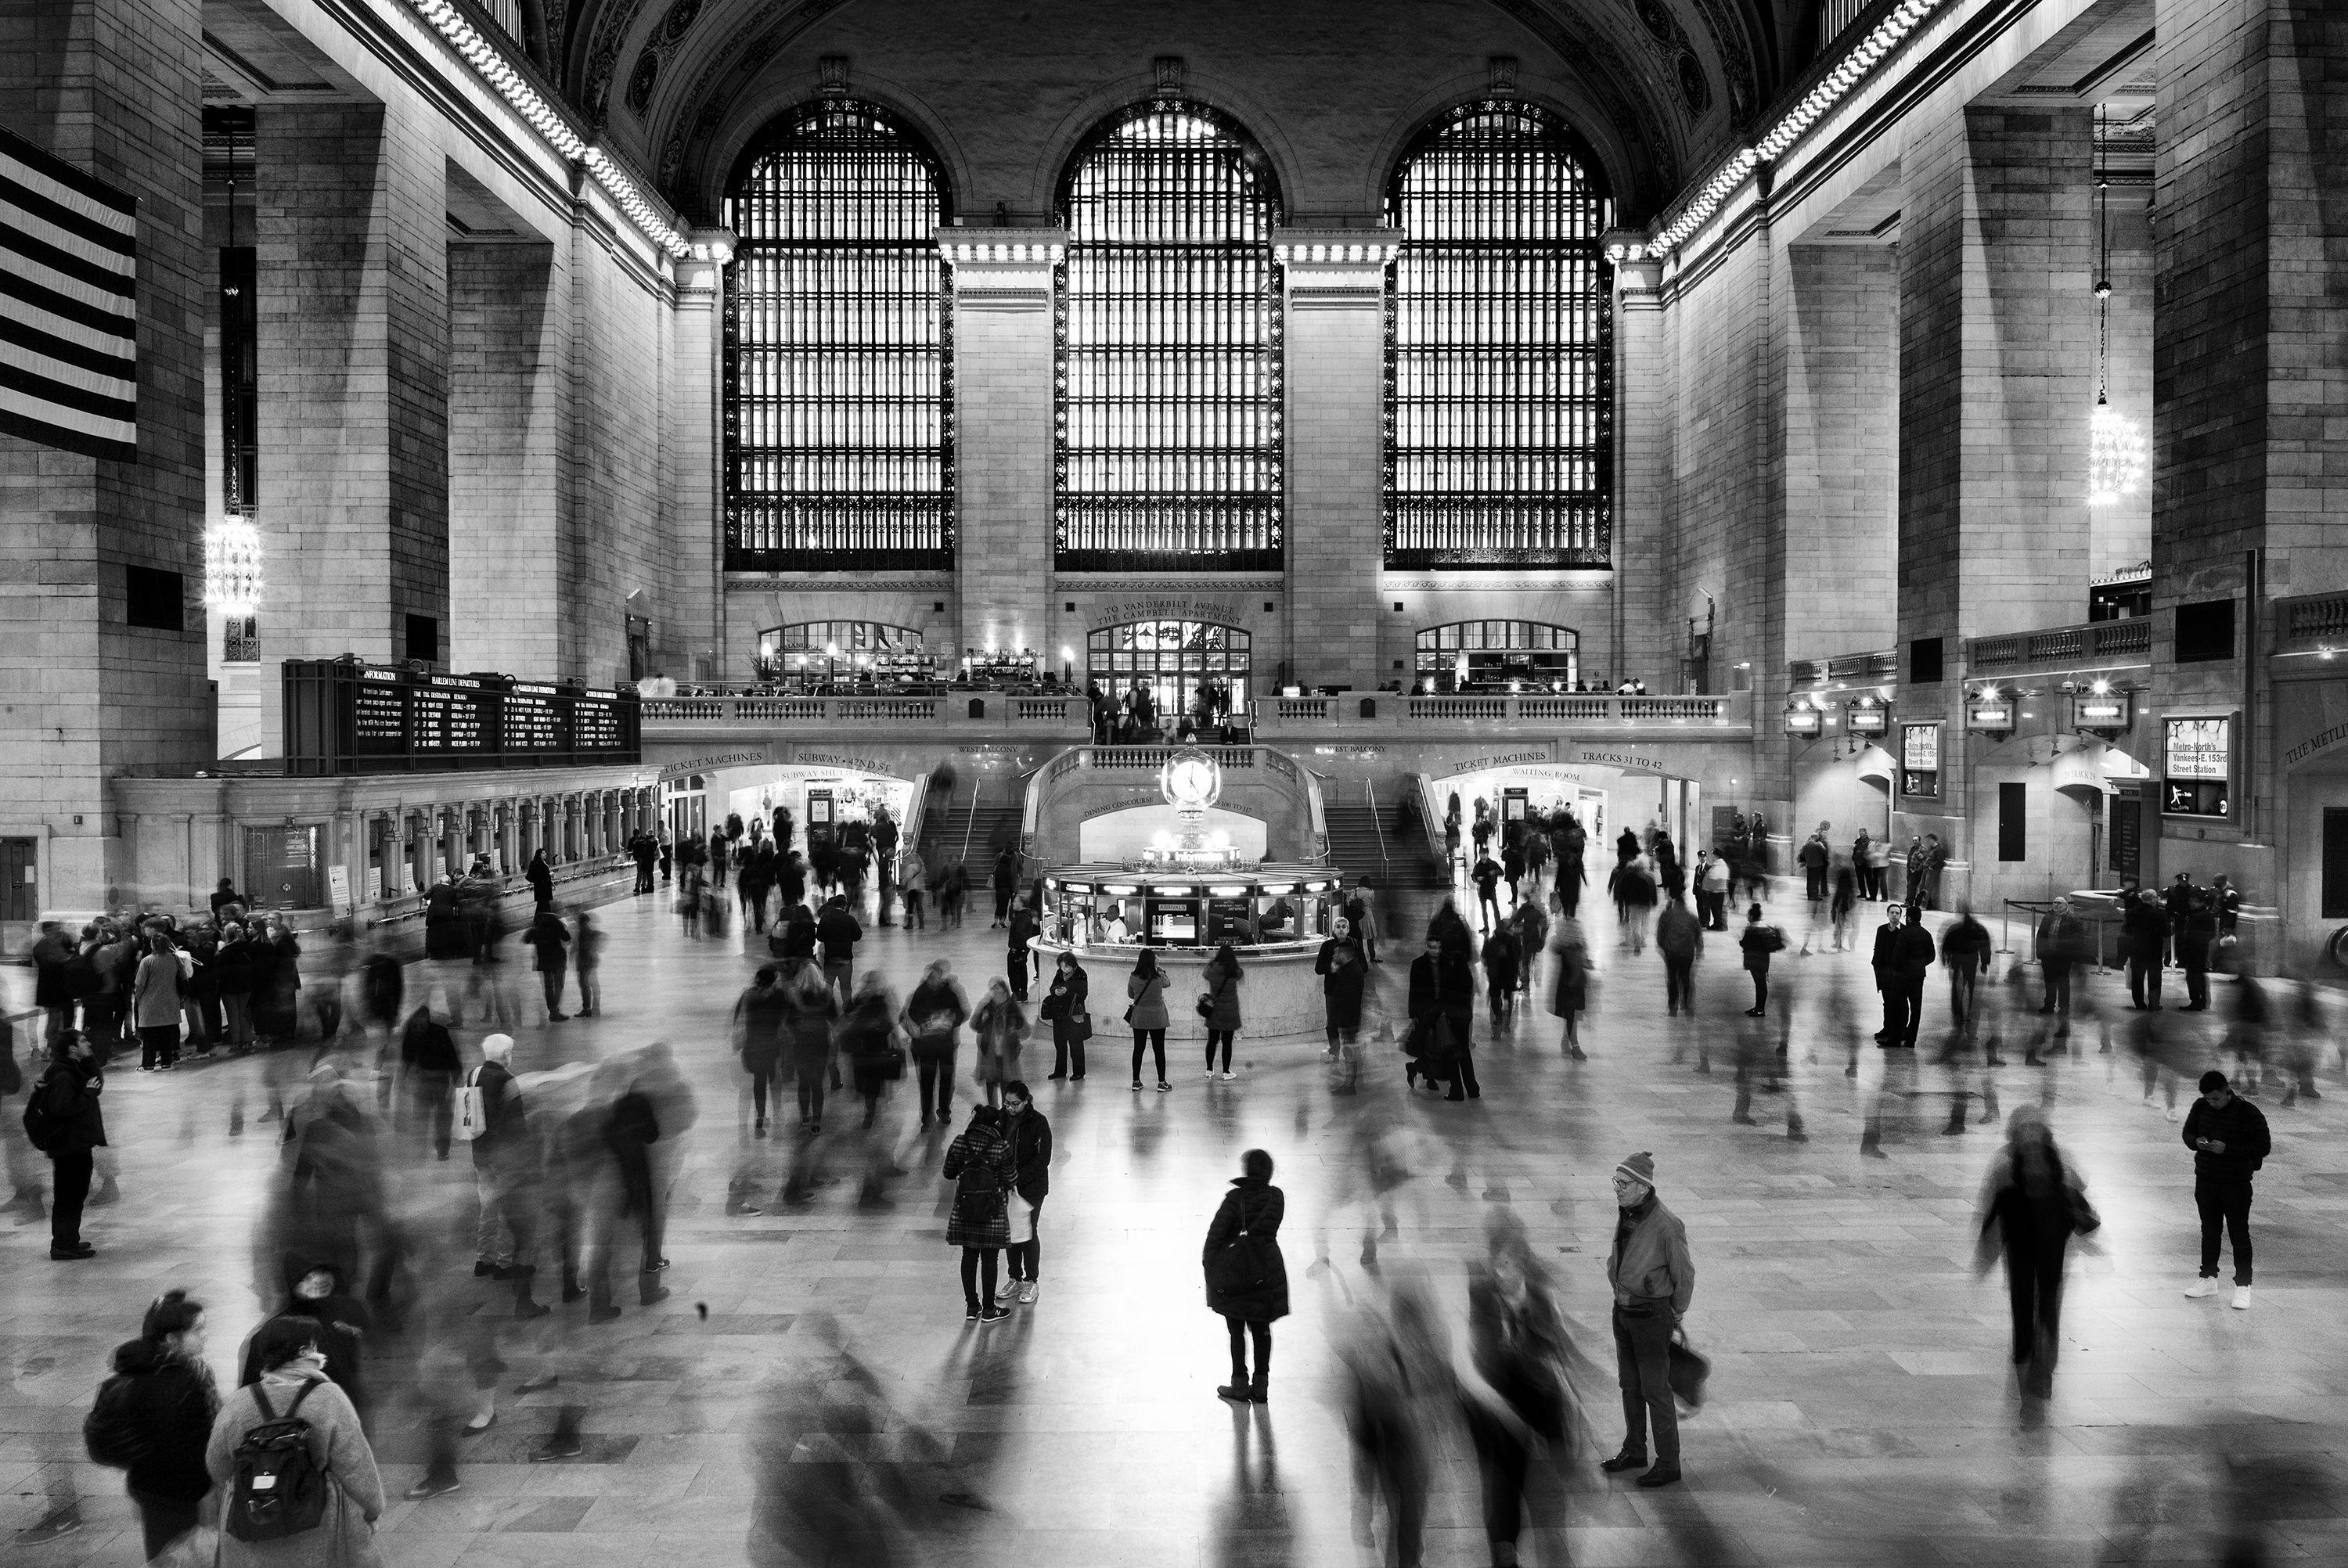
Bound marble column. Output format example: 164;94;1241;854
675;232;727;682
0;0;211;913
942;228;1061;660
1277;228;1395;692
252;101;451;753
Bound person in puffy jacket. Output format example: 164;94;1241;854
1204;1148;1288;1404
1201;946;1244;1081
27;1032;106;1259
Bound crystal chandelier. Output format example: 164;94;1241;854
202;516;265;617
2088;398;2146;506
2084;107;2145;509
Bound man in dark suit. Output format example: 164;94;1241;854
1870;904;1935;1048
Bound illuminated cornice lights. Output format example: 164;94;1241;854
940;241;1068;265
2088;398;2148;505
1270;240;1401;266
1651;0;1946;255
409;0;689;259
202;517;265;618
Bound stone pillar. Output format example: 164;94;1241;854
2151;0;2346;938
1896;106;2098;896
942;228;1060;658
449;239;562;677
252;102;450;753
675;232;726;683
1611;247;1669;690
0;0;211;916
1277;228;1395;692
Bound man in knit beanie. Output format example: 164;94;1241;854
1601;1150;1694;1488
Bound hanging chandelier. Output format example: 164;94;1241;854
2085;106;2145;508
2088;398;2147;506
202;516;265;617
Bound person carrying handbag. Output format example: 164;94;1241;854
1203;1148;1287;1404
942;1104;1015;1322
970;980;1028;1107
1042;953;1090;1081
1200;945;1244;1081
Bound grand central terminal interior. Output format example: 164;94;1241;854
4;0;2345;1563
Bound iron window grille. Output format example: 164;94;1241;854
1383;102;1613;570
1054;101;1284;574
723;100;954;572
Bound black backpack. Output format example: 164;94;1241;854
84;1368;151;1469
224;1381;330;1541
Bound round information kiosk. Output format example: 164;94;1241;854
1031;747;1342;1040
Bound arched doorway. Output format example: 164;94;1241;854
1087;620;1252;721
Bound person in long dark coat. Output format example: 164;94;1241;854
1315;922;1369;1059
1043;953;1090;1081
1203;1148;1288;1404
1975;1106;2095;1400
525;848;554;912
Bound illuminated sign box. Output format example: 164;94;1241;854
1784;707;1823;736
1900;722;1940;797
1846;704;1889;735
2071;692;2132;730
1965;700;2015;733
2163;714;2231;818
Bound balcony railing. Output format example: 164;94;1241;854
641;691;1752;738
1964;616;2158;673
2280;592;2348;651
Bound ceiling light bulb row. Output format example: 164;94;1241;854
409;0;688;259
1653;0;1946;255
1270;241;1401;265
940;241;1068;264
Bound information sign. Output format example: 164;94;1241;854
282;660;640;775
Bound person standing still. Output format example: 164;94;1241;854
1599;1152;1693;1488
2123;889;2168;1009
1738;904;1784;1016
1001;1082;1051;1304
1128;949;1172;1091
1201;944;1244;1080
944;1104;1015;1323
2181;1070;2271;1309
1871;904;1933;1048
24;1033;106;1259
2034;897;2086;1016
1205;1148;1288;1404
1007;899;1040;1002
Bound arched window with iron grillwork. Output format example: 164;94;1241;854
1384;102;1613;570
722;101;953;571
1055;102;1283;573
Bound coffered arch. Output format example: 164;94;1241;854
553;0;1808;223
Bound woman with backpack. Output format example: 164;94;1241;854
1127;948;1172;1091
91;1289;218;1561
207;1315;386;1567
1203;1147;1289;1404
1201;945;1244;1081
26;1030;106;1259
942;1103;1015;1323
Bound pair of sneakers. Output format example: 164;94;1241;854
2184;1277;2252;1309
1007;1279;1039;1304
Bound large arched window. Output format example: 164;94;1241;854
1087;620;1252;718
1056;102;1283;573
1384;103;1612;569
723;101;953;571
753;620;938;690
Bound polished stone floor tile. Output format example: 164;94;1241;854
5;883;2346;1564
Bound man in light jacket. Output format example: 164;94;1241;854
1600;1150;1694;1489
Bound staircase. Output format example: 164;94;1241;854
918;772;1024;881
1325;786;1449;891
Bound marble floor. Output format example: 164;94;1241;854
5;882;2346;1566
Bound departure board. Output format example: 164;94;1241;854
283;660;640;775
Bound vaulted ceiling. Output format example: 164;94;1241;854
541;0;1817;225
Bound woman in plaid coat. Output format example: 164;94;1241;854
944;1104;1016;1322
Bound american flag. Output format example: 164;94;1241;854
1;126;138;462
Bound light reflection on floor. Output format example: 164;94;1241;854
4;882;2341;1566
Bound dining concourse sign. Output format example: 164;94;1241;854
283;657;641;775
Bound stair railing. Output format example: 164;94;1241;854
1361;778;1392;884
